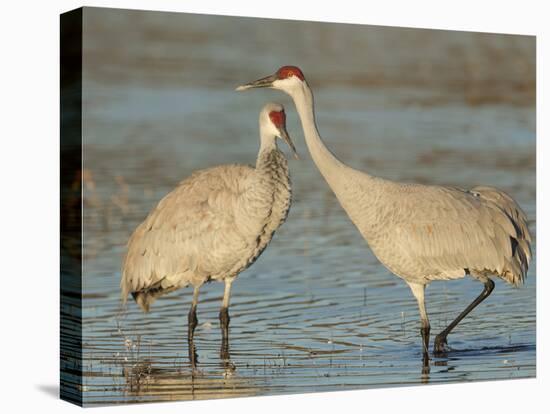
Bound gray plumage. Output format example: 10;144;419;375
237;66;532;357
121;103;296;314
341;179;531;287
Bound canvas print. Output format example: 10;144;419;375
60;6;536;406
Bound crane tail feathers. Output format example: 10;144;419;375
131;291;153;313
473;186;532;287
120;276;183;313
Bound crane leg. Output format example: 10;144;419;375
188;285;200;367
408;282;431;367
434;278;495;355
219;278;234;359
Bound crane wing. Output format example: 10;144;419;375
391;185;531;285
121;164;259;301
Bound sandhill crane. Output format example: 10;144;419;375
121;102;298;361
237;66;532;364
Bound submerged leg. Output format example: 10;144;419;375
434;278;495;354
219;278;234;359
188;285;200;367
408;282;430;368
188;285;200;341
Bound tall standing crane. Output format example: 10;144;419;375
237;66;531;364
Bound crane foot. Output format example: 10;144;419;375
433;334;450;355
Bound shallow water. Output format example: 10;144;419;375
78;8;535;405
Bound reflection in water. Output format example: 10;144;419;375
187;306;234;372
421;365;430;384
188;316;235;374
121;330;243;402
422;355;430;379
188;337;198;370
122;364;256;402
220;325;236;374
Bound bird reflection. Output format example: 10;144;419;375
121;334;253;401
421;355;430;383
220;329;236;373
422;354;430;375
187;322;236;375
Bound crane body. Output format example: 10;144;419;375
237;67;532;362
121;102;298;358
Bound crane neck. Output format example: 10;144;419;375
293;84;343;174
256;144;288;176
290;83;370;193
288;81;389;236
257;126;279;166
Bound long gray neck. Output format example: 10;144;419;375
292;84;375;196
293;85;345;180
290;83;384;233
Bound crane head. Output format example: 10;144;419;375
236;66;306;92
261;103;299;160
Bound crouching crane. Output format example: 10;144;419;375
121;102;298;362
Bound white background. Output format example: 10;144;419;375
0;0;547;412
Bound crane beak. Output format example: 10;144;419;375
236;73;277;91
279;127;299;160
